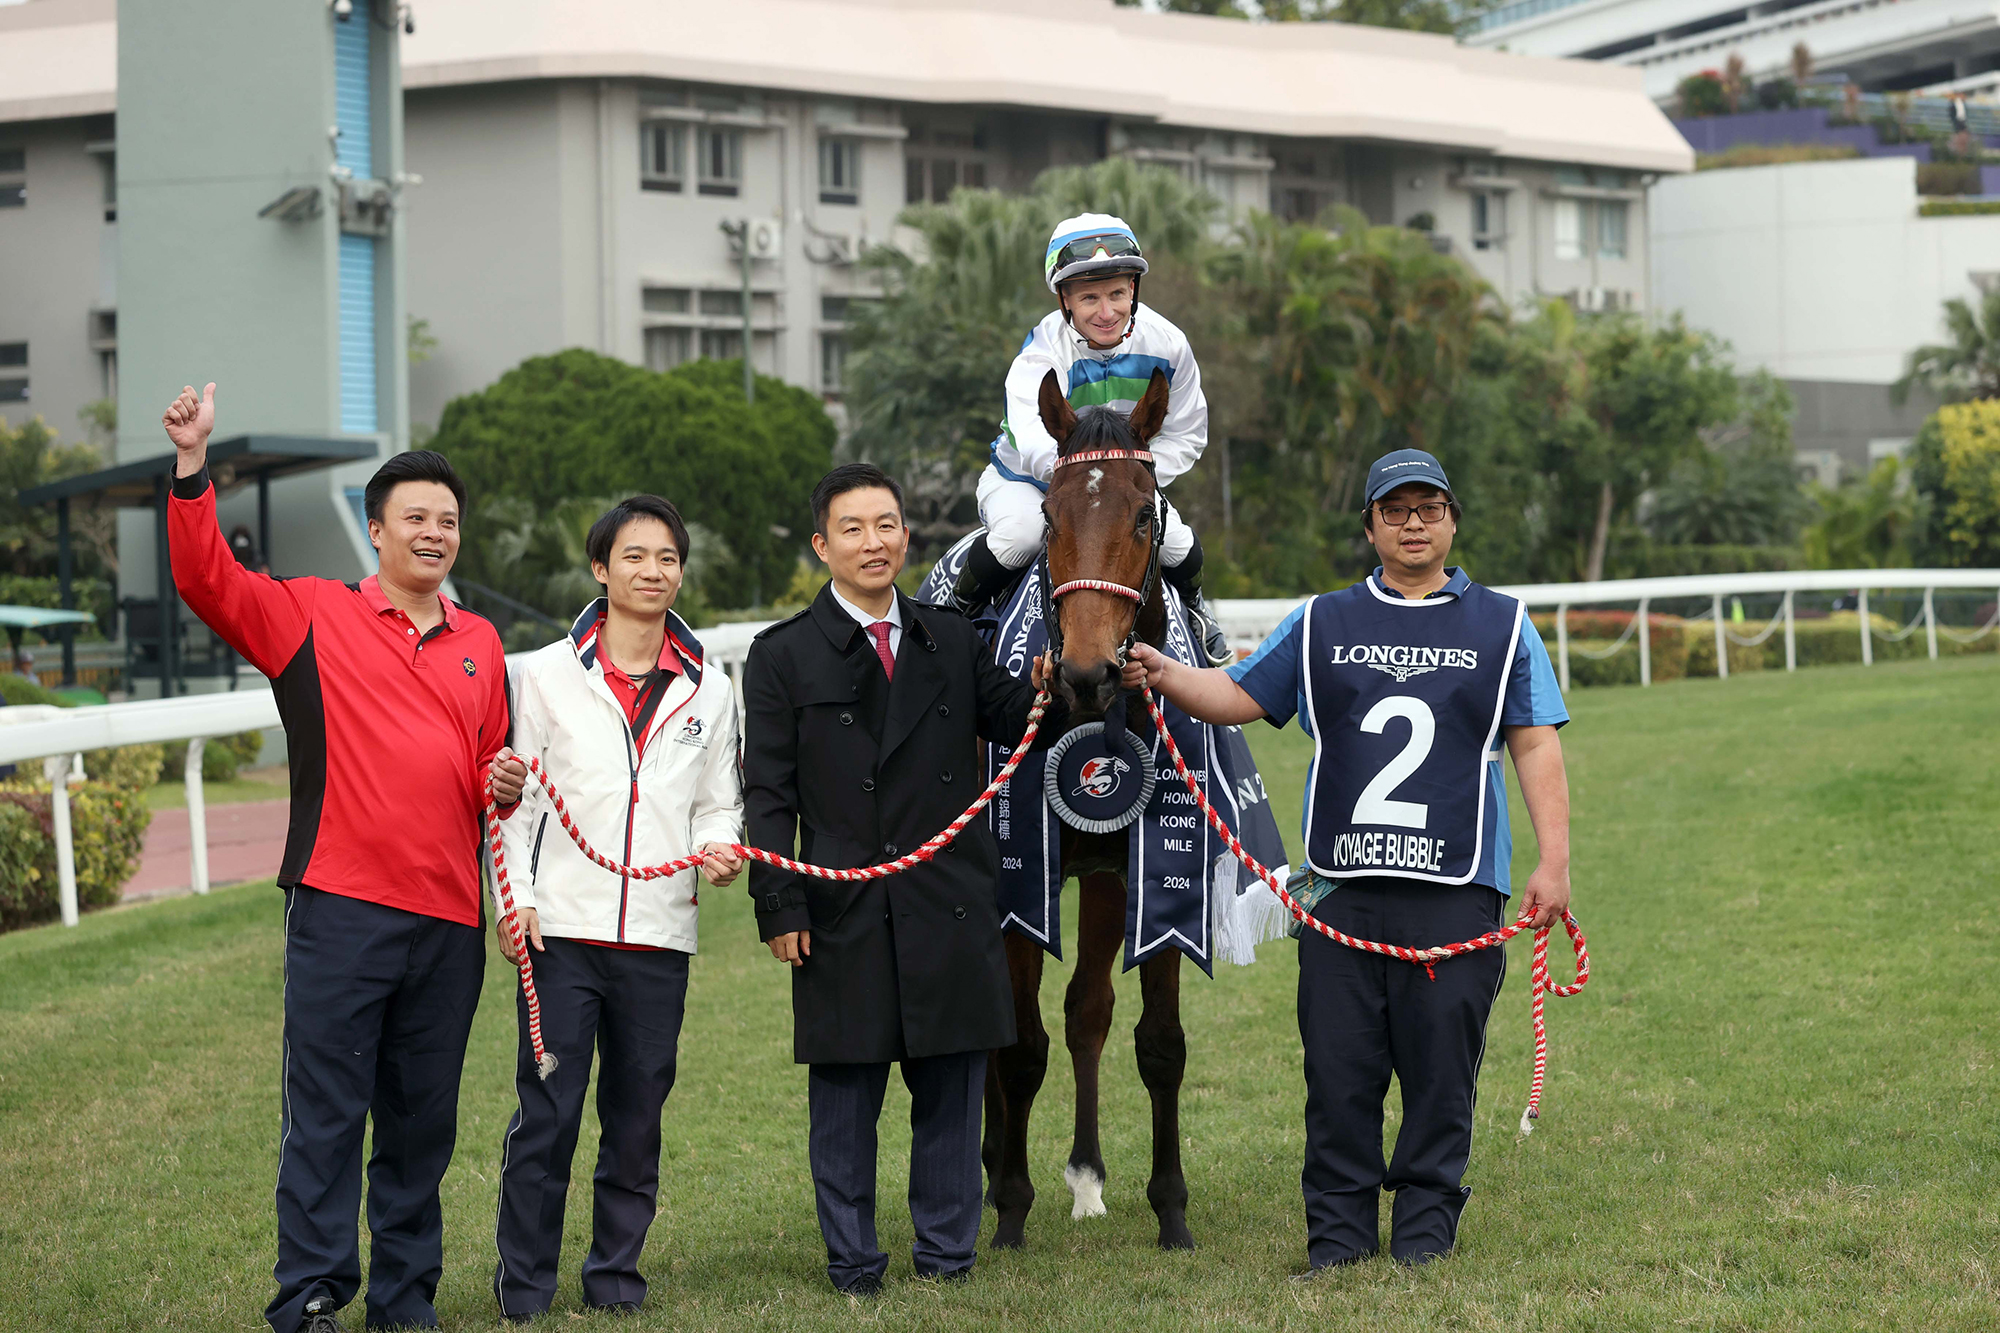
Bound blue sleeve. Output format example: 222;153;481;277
1226;602;1308;729
1502;620;1569;729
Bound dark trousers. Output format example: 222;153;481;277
493;939;690;1318
807;1051;986;1290
1298;878;1507;1268
266;886;485;1333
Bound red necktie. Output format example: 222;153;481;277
868;621;896;682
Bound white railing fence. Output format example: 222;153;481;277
1;569;1992;927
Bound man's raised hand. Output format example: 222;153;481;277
163;383;217;476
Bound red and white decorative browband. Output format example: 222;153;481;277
1055;449;1155;469
1050;578;1143;603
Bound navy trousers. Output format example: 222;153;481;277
492;939;690;1318
807;1051;986;1290
267;886;485;1333
1298;878;1507;1268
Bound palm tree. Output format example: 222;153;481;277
1893;287;2000;405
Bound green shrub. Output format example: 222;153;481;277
160;730;267;783
0;673;69;707
1696;143;1860;171
1920;200;2000;217
0;779;151;931
1918;162;1982;197
1677;72;1728;118
82;743;166;793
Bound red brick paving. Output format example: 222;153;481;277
125;798;290;901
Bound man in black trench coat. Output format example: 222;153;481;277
743;464;1059;1295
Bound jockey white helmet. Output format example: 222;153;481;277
1045;214;1150;293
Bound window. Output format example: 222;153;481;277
904;156;985;205
0;344;25;403
700;329;743;361
642;287;691;314
821;332;847;394
644;327;692;371
0;148;22;209
821;295;851;323
698;289;743;317
1553;199;1583;261
698;128;741;196
1471;191;1507;250
1597;200;1628;258
1279;187;1322;223
819;137;860;205
640;122;685;192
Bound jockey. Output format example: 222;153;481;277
951;213;1232;665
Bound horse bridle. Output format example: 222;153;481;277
1040;447;1164;667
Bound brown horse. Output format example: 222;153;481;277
982;367;1198;1251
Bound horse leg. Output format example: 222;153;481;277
990;932;1048;1250
1062;871;1125;1220
1136;950;1195;1249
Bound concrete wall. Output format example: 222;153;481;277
0;114;114;445
1650;156;2000;384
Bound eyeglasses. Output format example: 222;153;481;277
1374;501;1451;526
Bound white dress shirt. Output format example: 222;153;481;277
830;584;903;659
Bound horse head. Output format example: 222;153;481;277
1038;366;1171;720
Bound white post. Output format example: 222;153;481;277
1783;589;1796;672
1924;587;1937;661
1556;603;1570;693
1858;587;1873;666
1712;592;1728;680
185;736;210;896
43;753;78;927
1638;597;1651;687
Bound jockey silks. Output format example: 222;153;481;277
1299;578;1523;885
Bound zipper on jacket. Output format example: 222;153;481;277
530;812;550;881
616;715;640;942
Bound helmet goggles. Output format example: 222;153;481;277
1046;229;1149;292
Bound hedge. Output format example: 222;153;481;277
161;731;267;783
0;733;161;933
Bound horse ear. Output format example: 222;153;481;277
1128;367;1171;443
1038;369;1076;447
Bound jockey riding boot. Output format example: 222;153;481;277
951;533;1022;619
1164;550;1233;667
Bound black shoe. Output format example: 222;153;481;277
951;534;1020;619
1287;1250;1377;1281
836;1273;885;1298
587;1301;643;1316
300;1298;346;1333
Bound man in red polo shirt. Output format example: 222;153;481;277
162;383;525;1333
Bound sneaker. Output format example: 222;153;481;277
300;1298;345;1333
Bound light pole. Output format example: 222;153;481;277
718;218;756;404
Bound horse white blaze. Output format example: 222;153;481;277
1086;467;1104;495
1065;1163;1107;1218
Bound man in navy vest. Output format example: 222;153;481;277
1122;448;1572;1271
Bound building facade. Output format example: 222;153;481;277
3;0;1691;525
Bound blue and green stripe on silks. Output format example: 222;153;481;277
990;352;1177;488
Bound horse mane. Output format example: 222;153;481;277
1058;405;1140;458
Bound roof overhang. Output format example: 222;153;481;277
20;435;380;509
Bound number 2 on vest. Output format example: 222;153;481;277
1352;696;1435;829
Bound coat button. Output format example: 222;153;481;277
954;905;967;919
938;704;950;717
940;770;953;784
839;712;853;726
861;778;876;793
884;842;899;856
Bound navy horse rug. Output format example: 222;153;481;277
920;532;1293;974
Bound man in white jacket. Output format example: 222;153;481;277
950;212;1231;663
485;495;743;1321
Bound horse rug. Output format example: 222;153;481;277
919;532;1294;973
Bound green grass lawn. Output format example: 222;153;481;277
144;768;289;811
4;657;1998;1332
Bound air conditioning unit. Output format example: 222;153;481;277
746;218;784;260
822;233;858;266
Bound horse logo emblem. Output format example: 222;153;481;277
1074;755;1130;799
1368;662;1436;684
675;716;707;747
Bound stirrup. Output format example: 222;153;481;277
1189;600;1233;666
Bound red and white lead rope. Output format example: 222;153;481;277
483;693;1054;1078
1135;689;1589;1134
487;686;1587;1133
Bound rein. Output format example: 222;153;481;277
488;682;1588;1133
1043;447;1164;664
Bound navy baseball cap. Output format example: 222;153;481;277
1363;449;1453;506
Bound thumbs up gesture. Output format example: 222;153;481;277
162;383;216;476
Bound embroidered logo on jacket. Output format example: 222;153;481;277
674;716;708;748
461;657;477;677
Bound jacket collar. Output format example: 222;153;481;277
568;597;705;685
808;582;938;656
360;574;460;630
1367;566;1471;601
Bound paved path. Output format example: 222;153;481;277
125;799;290;901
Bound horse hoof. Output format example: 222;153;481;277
992;1217;1028;1250
1064;1164;1107;1219
1157;1220;1196;1251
